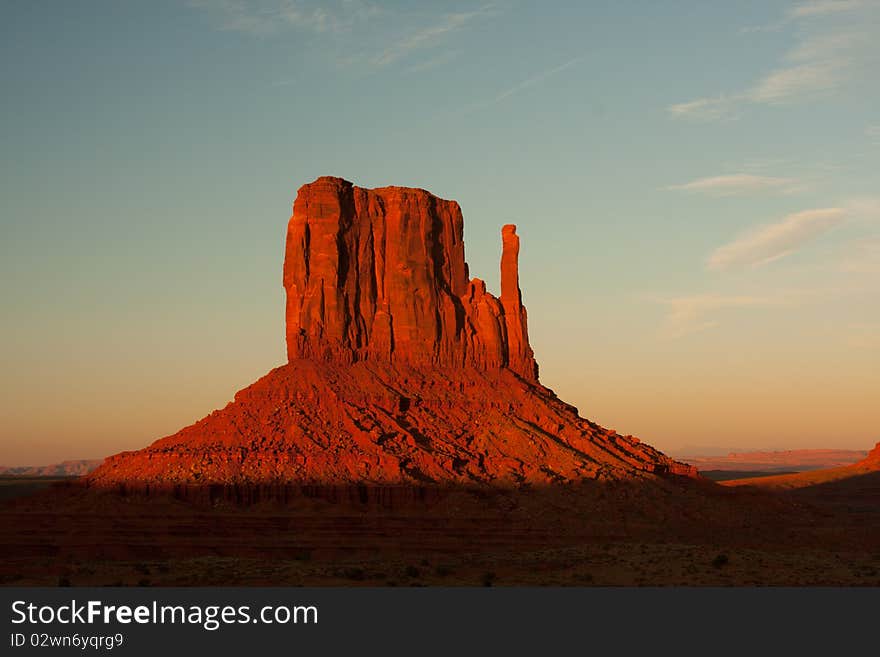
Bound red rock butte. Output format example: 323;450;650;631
284;177;537;380
88;176;697;489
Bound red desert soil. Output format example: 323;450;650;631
3;176;879;586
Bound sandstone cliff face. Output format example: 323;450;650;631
87;176;696;489
283;177;538;381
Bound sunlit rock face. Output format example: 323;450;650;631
283;176;538;381
87;176;696;489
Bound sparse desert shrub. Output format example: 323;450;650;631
712;554;730;569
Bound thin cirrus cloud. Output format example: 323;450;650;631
658;285;849;339
489;57;585;105
666;173;801;195
669;1;877;120
370;10;483;67
669;52;853;119
188;0;379;35
707;207;846;270
659;294;777;339
785;30;865;61
791;0;869;17
740;1;870;31
668;95;736;121
190;1;493;68
747;58;848;104
405;50;461;74
452;56;585;116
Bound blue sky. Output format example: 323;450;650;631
1;1;878;464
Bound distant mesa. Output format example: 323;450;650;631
0;459;103;477
680;448;868;474
88;176;696;490
722;441;880;490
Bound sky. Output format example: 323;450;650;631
1;0;878;465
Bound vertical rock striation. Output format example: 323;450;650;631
500;224;538;381
86;175;699;490
283;176;539;381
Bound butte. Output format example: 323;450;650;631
87;176;697;492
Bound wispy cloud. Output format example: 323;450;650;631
670;1;879;119
659;189;880;339
868;124;880;142
786;31;864;61
791;0;868;18
671;59;851;119
657;284;854;338
747;59;847;103
458;56;585;115
667;174;801;195
826;200;880;273
844;196;880;221
740;1;869;31
707;207;847;270
370;10;483;67
659;294;779;338
191;1;493;68
405;50;460;74
189;0;380;36
489;57;584;104
668;95;737;121
740;21;787;34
